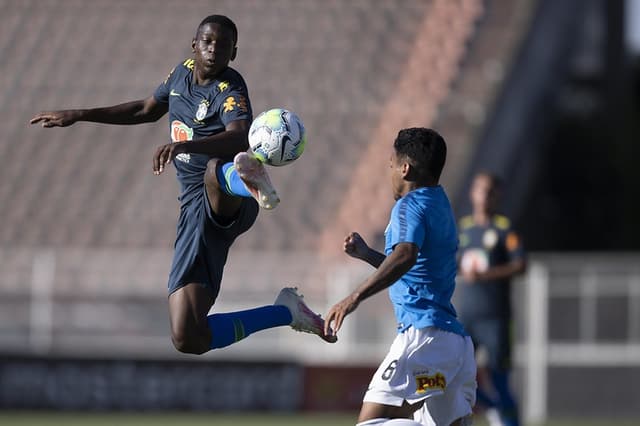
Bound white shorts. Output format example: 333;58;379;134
363;327;477;426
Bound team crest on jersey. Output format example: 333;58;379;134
218;81;229;92
415;372;446;394
483;229;498;249
195;99;210;122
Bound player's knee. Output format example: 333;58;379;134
170;327;208;355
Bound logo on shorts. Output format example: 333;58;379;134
415;372;446;394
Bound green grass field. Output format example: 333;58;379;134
0;412;638;426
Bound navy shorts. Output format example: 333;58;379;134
167;188;258;297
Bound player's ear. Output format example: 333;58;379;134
230;45;237;61
191;38;196;53
401;161;412;179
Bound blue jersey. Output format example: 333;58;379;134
385;186;466;336
153;60;258;295
154;59;253;206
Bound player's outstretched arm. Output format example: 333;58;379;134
474;257;527;283
30;96;167;128
344;232;386;268
325;242;417;336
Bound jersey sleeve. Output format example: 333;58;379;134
153;66;177;104
214;83;252;126
389;197;426;249
503;227;526;262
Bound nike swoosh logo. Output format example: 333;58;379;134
170;90;181;97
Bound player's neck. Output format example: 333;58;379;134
193;66;225;86
472;210;492;225
402;181;438;196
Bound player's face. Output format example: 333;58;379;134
470;174;499;213
192;23;236;77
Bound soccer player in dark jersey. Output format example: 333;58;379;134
456;172;526;426
30;15;335;355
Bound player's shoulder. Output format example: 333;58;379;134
458;215;474;230
216;67;249;92
172;58;195;75
492;214;512;231
396;189;429;212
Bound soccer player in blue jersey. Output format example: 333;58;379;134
457;172;526;426
324;128;476;426
30;15;335;355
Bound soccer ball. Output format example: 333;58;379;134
248;108;307;166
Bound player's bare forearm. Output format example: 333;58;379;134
352;243;417;303
479;258;527;282
360;248;386;268
325;242;417;335
152;121;250;175
79;100;166;124
30;96;167;127
344;232;385;267
178;128;249;159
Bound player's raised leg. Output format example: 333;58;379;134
169;284;335;353
168;283;218;354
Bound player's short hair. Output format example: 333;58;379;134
394;127;447;182
197;15;238;46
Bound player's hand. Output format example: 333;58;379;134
30;110;81;128
461;268;480;284
344;232;369;260
153;143;184;175
324;293;360;336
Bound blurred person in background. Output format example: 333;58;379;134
30;14;335;356
325;128;476;426
456;172;526;426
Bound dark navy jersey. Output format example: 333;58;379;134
154;59;253;206
153;60;257;295
456;215;525;319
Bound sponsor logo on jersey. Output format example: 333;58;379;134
218;81;229;92
195;99;209;122
170;89;181;97
415;372;446;394
171;120;193;163
171;120;193;142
